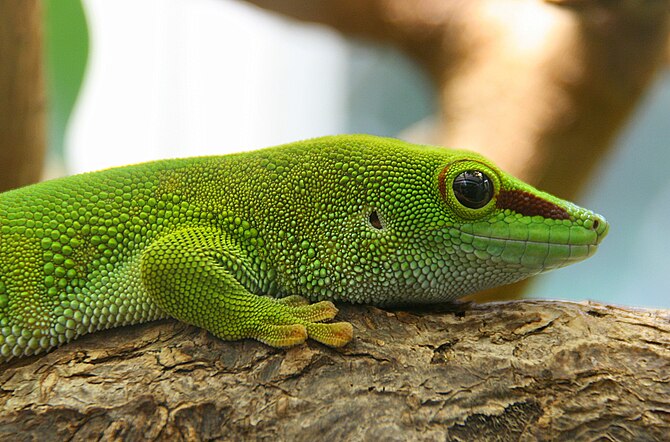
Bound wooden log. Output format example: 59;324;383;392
1;300;668;440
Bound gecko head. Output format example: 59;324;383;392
330;137;609;303
275;135;608;305
419;151;610;296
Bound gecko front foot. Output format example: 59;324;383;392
251;296;353;348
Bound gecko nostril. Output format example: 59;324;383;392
593;219;600;230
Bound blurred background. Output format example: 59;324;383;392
5;0;670;307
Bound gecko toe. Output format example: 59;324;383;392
306;322;354;347
254;323;308;348
288;300;339;323
275;295;310;307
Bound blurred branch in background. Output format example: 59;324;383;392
0;0;46;192
241;0;670;201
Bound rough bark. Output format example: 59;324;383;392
1;300;668;440
0;0;46;192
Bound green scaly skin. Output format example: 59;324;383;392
0;135;608;361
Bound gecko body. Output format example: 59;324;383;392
0;135;608;361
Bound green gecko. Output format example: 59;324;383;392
0;135;608;362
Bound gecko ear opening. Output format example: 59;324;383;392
368;210;384;230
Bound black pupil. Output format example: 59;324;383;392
452;170;494;209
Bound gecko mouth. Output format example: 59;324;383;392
453;219;609;271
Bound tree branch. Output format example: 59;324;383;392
2;300;668;439
240;0;461;55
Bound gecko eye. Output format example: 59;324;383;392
452;170;494;209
